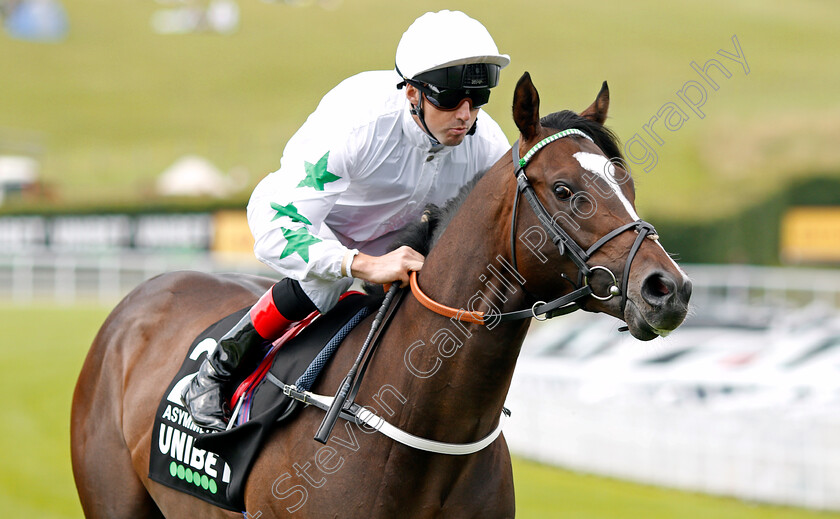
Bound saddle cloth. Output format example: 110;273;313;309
148;291;383;511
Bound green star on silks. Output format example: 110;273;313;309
279;226;321;263
297;151;341;191
270;202;312;225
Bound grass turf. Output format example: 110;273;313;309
2;302;839;517
1;0;839;219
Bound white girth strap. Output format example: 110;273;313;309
301;389;508;455
355;407;508;456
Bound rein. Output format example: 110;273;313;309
411;128;659;324
410;270;591;324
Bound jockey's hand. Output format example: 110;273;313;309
350;246;424;287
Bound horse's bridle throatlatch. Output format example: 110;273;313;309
411;128;659;325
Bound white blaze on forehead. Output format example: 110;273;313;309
572;152;690;282
573;151;639;220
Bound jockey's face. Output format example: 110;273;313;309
406;84;480;147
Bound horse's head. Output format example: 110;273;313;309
510;72;691;340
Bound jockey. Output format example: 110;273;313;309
182;10;511;431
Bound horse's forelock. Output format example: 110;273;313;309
540;110;623;162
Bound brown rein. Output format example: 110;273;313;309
409;271;487;324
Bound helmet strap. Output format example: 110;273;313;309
467;119;477;136
410;94;441;146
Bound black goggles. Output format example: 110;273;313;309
414;82;491;111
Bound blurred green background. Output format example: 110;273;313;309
3;0;840;516
3;0;838;222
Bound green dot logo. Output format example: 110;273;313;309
201;475;209;490
209;479;218;494
185;468;193;483
177;464;185;480
194;473;202;487
169;462;178;477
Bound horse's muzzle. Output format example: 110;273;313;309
624;270;692;340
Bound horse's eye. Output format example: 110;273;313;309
553;183;573;200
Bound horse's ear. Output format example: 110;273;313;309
580;81;610;125
513;72;541;141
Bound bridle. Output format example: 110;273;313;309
410;128;659;324
315;128;661;452
510;128;659;314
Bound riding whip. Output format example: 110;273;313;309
314;282;401;444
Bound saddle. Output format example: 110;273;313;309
148;291;384;511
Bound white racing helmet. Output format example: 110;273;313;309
395;10;510;90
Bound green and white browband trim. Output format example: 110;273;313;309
519;129;594;168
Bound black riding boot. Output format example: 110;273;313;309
181;313;265;431
182;279;318;431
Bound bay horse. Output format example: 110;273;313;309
71;72;691;518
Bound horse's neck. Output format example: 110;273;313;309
389;168;531;442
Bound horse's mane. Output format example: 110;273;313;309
389;110;623;257
387;174;481;257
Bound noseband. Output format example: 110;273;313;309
409;128;658;324
510;128;657;316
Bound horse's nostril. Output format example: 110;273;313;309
652;277;670;296
642;272;676;304
680;278;693;304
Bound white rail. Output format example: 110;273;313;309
686;264;840;310
505;374;840;511
0;252;274;304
